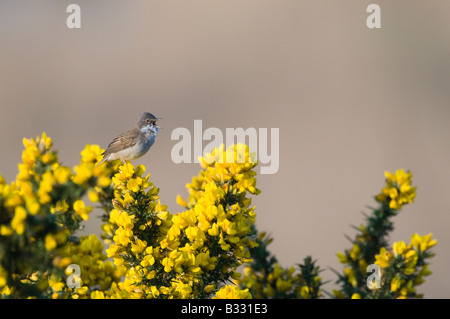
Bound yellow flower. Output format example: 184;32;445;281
11;206;27;235
97;176;111;188
0;225;13;236
172;280;193;298
141;253;155;267
131;239;147;255
162;257;174;272
41;153;56;165
88;189;99;203
411;233;437;252
106;244;120;258
37;171;55;204
127;178;142;192
114;211;135;229
113;163;135;185
377;169;416;210
204;284;215;293
21;142;39;167
218;232;230;251
393;241;408;256
176;195;188;208
185;226;205;243
300;286;310;299
375;247;394;268
113;227;133;246
390;276;402;292
25;197;40;215
54;166;71;184
81;144;103;164
16;163;31;181
37;132;53;153
73;200;92;220
75;286;88;296
91;291;105;299
208;223;220;236
51;200;69;214
403;250;418;273
134;164;146;176
213;285;252;299
349;244;360;261
45;234;58;251
276;277;292;292
344;268;357;287
72;164;93;185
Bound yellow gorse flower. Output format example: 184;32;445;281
376;169;416;210
73;200;92;221
11;206;27;235
373;232;436;298
411;233;437;252
213;285;252;299
49;234;123;299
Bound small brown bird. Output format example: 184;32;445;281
98;112;160;165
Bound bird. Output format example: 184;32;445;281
97;112;160;165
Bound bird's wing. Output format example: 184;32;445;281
102;128;140;156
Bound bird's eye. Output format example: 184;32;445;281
146;119;150;123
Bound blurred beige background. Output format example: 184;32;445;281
1;1;449;298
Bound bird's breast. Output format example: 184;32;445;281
137;133;156;155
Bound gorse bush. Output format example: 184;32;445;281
333;169;436;299
0;133;437;299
